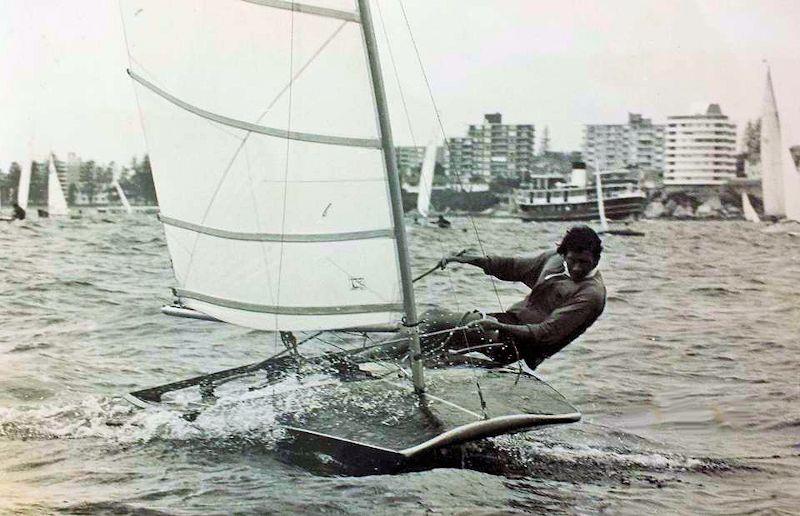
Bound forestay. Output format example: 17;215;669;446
121;0;404;330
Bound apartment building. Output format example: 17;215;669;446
446;113;535;181
664;104;737;185
583;113;665;174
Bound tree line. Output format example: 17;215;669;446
0;154;157;206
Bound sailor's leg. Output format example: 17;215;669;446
358;310;459;360
362;308;499;361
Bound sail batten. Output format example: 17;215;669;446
128;70;382;149
175;288;402;316
160;215;393;242
241;0;360;23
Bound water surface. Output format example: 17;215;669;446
1;216;798;514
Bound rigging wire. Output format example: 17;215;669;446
274;3;297;347
373;0;462;312
395;0;505;314
393;0;525;385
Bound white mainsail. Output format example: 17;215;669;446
111;164;133;214
121;0;404;331
47;155;69;216
594;171;609;232
17;160;32;211
760;67;800;222
760;68;787;218
416;142;437;218
783;151;800;223
741;191;760;223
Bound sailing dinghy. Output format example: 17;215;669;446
413;140;449;228
760;66;800;224
44;154;69;217
594;171;644;237
741;191;760;223
120;0;580;473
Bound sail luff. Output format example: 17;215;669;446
760;67;785;217
416;142;437;218
357;0;424;394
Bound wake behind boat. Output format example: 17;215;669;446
119;0;580;473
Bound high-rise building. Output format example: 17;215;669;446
395;145;445;178
664;104;737;185
583;113;665;174
445;113;535;181
395;146;426;174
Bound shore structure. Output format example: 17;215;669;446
514;162;645;222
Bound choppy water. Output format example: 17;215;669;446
1;215;798;514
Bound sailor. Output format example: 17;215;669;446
428;225;606;370
12;202;26;221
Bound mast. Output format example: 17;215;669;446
357;0;425;394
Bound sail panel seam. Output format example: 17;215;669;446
161;215;393;242
127;70;381;149
176;289;402;315
240;0;360;23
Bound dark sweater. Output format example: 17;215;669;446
484;250;606;358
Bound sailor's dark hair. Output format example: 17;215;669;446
557;225;603;261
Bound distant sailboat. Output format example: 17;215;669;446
417;141;450;228
760;66;800;223
111;165;133;214
741;191;760;223
594;171;644;236
111;180;133;214
46;154;69;217
17;160;32;212
416;141;436;219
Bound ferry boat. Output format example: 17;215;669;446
514;163;645;222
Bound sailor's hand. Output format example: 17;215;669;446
441;253;478;268
440;255;461;268
467;316;502;331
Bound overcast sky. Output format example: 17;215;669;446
1;0;799;168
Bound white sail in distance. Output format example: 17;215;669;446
594;171;609;232
17;160;32;211
741;191;760;223
111;164;133;214
121;0;404;331
782;149;800;222
47;155;69;216
416;142;437;218
112;181;133;214
760;68;786;218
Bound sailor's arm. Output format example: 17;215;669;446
473;293;603;353
441;254;489;269
442;251;550;283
